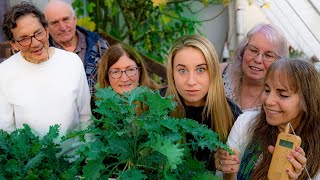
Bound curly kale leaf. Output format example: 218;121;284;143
0;124;72;179
69;86;230;179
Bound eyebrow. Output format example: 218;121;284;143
49;16;70;24
109;65;136;70
265;83;289;92
17;28;43;39
248;44;277;54
176;63;207;67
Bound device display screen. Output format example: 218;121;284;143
279;139;293;149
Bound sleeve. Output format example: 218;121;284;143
227;111;259;160
75;57;92;130
0;83;15;132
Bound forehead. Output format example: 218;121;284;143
11;14;43;38
266;70;293;90
248;32;278;51
173;47;206;67
110;55;137;69
45;4;73;20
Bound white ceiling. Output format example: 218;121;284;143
260;0;320;59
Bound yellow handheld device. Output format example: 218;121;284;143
268;124;301;180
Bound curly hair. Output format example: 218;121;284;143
2;1;47;41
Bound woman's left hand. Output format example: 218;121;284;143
268;145;307;179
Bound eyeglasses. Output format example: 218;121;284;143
245;45;280;62
14;29;47;47
108;67;139;79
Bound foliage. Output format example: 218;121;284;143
0;125;72;179
72;0;229;63
289;47;307;59
66;86;232;179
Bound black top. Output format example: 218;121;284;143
185;98;242;171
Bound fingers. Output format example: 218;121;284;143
214;148;240;173
268;145;275;154
286;146;307;180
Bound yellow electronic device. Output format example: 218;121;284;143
268;124;301;180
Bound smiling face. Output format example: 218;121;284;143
10;14;49;63
242;32;279;82
262;73;302;132
173;47;209;107
108;55;140;94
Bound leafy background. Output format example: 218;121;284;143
72;0;229;63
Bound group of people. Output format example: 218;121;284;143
0;1;319;179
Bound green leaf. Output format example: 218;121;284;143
23;152;45;171
118;168;147;180
148;136;184;170
83;158;104;179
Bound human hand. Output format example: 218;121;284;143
214;147;240;173
268;145;307;180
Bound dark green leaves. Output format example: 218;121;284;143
69;86;231;179
0;125;71;179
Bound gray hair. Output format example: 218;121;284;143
228;23;288;83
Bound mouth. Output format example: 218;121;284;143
265;108;282;115
119;84;131;88
249;66;263;71
185;90;199;95
32;46;44;55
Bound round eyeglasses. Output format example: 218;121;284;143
245;45;280;62
108;67;140;79
14;29;47;47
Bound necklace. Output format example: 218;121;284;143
237;77;262;111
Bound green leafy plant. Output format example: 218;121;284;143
66;86;232;179
72;0;229;63
0;125;73;179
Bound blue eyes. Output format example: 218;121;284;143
197;67;205;73
177;67;206;75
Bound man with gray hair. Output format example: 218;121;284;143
44;0;109;95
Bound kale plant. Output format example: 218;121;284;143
66;86;231;179
0;124;73;179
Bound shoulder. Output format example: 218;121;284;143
52;48;83;66
159;87;167;97
226;97;242;120
77;26;100;41
0;53;20;71
220;62;229;75
232;110;260;136
227;111;260;155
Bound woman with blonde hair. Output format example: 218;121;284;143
164;34;242;171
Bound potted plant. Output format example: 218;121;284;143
65;86;232;179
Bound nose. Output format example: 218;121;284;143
120;71;129;81
58;21;67;31
186;72;196;86
254;53;263;63
30;36;42;47
263;92;276;106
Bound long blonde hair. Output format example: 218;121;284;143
166;35;233;141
